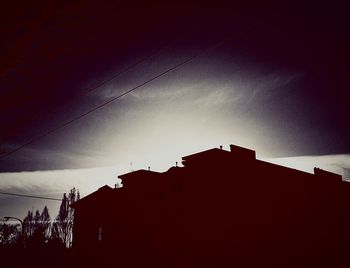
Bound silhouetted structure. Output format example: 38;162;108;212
71;145;350;267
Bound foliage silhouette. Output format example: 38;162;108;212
52;187;80;248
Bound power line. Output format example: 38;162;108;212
0;38;229;160
0;42;172;147
82;44;169;96
0;25;212;154
81;27;208;96
81;26;206;96
0;191;61;201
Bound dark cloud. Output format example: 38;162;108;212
0;2;349;171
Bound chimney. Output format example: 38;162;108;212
230;144;256;160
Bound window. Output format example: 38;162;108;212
98;225;103;241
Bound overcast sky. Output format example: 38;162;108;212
0;2;349;219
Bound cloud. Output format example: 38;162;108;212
94;69;301;115
246;72;303;104
1;151;348;221
343;168;350;179
0;166;123;219
266;154;350;180
0;166;123;196
89;43;303;111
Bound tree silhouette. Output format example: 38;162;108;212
23;210;34;239
23;206;51;248
0;223;19;245
41;206;51;240
52;187;80;248
0;188;79;251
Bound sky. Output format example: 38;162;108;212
0;2;349;219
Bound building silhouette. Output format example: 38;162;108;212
71;144;350;267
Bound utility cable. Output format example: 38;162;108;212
0;37;230;160
0;191;61;201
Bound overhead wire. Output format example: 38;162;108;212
0;41;172;148
80;26;211;96
81;45;169;96
0;32;194;153
0;36;231;160
0;191;61;201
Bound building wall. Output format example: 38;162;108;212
72;148;350;267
